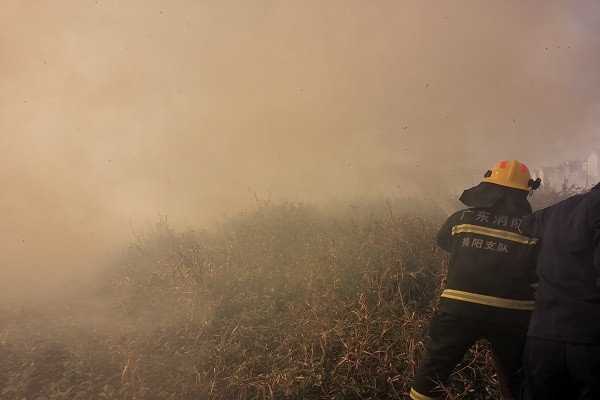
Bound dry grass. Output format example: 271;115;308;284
0;188;583;399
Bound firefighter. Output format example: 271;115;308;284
519;181;600;400
410;160;540;400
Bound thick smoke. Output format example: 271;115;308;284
1;0;599;299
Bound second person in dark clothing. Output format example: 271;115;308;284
410;160;540;400
519;181;600;400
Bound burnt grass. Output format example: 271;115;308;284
0;187;583;399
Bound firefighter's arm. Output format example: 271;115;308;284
519;211;544;285
436;214;455;252
518;208;548;238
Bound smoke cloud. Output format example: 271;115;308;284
1;0;599;298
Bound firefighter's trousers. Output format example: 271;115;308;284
410;312;527;400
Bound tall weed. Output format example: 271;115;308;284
0;187;583;399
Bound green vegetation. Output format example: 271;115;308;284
0;187;585;399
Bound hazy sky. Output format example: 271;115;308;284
1;1;599;297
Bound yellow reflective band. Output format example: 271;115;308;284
452;224;538;245
410;388;438;400
441;289;535;310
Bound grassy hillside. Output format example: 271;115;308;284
0;187;585;399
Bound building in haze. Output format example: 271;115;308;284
586;149;599;183
531;150;599;189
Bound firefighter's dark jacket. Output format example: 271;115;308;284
437;200;539;326
519;182;600;344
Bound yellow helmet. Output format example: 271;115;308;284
483;160;536;191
